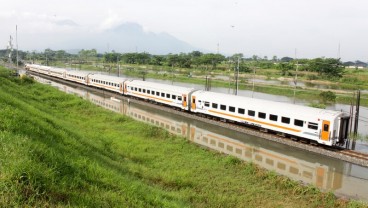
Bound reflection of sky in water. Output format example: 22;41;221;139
33;75;368;202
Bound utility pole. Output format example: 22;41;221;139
7;35;13;64
16;25;19;69
353;90;361;136
252;66;256;98
171;64;174;85
117;55;120;77
352;90;360;150
235;57;239;95
293;48;298;104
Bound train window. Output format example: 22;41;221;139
281;117;290;124
289;167;299;175
134;87;137;91
269;114;278;121
172;95;176;99
308;122;318;130
138;88;142;92
147;90;150;94
294;119;304;127
166;94;170;98
258;112;266;119
248;110;255;117
212;103;218;109
151;90;155;95
220;105;226;111
238;108;245;114
178;96;182;101
204;102;210;107
156;91;160;96
161;93;165;97
184;97;187;102
277;162;286;170
324;124;329;131
229;106;235;112
143;89;146;93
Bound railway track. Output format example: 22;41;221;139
29;71;368;168
339;149;368;161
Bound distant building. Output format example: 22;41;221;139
343;60;367;69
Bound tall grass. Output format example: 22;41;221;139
0;66;366;207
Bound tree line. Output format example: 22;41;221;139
0;48;352;78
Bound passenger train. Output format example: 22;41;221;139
25;64;351;147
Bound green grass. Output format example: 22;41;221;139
0;65;366;207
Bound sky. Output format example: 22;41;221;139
1;0;368;61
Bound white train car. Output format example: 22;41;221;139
25;64;40;72
125;80;196;111
26;64;51;75
64;70;90;85
190;90;350;146
48;66;66;79
88;74;126;94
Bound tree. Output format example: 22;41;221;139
276;62;294;76
280;57;293;62
272;55;278;62
308;58;344;78
167;54;180;67
199;53;225;70
103;52;120;63
151;55;165;66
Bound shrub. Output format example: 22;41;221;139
319;91;336;103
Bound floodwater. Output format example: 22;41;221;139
246;78;345;90
32;75;368;202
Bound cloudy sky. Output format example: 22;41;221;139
1;0;367;61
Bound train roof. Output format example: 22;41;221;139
89;74;128;83
193;90;345;119
49;66;67;73
65;70;92;76
128;80;195;94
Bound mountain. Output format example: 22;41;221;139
64;22;199;54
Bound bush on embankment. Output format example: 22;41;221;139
0;66;366;207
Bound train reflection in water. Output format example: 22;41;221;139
35;76;368;201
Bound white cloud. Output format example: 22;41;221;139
1;0;368;60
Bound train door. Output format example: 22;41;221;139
321;120;330;141
123;82;128;94
182;94;187;108
191;96;196;110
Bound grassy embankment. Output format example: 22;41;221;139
2;66;366;207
